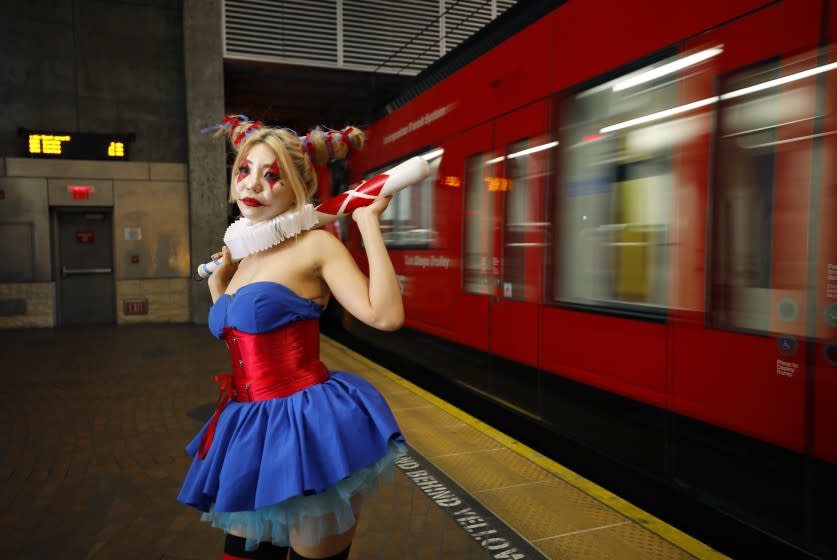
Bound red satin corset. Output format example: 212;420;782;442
197;319;329;459
224;320;329;401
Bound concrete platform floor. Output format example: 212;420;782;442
0;324;491;560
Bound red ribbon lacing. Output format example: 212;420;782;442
196;373;234;460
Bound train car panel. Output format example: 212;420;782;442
815;39;837;463
454;11;555;125
541;307;667;407
370;97;460;167
547;0;777;94
669;324;805;450
397;251;453;327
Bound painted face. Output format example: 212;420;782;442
233;143;295;223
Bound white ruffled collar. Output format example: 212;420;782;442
223;204;318;260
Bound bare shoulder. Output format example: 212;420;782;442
301;228;347;257
303;228;340;245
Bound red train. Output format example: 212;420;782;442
330;0;836;557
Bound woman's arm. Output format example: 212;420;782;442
207;246;239;303
319;197;404;331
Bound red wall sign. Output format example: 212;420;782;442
68;185;94;200
76;231;95;243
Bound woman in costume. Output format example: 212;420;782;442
177;116;406;560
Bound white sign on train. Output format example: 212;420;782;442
383;103;457;144
404;255;453;269
776;359;799;378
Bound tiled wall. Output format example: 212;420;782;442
116;278;192;324
0;283;55;328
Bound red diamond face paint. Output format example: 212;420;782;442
236;160;250;184
265;161;280;190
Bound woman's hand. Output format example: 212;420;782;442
352;195;392;224
207;246;239;301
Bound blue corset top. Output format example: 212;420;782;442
208;281;324;338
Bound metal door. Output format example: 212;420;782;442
56;209;114;325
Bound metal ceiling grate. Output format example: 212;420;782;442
225;1;338;64
343;0;439;74
224;0;518;75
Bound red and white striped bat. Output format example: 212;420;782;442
195;156;430;279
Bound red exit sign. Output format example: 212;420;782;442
68;185;94;200
76;231;95;243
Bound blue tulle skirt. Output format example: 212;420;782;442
177;371;405;550
200;441;404;550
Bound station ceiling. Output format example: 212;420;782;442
220;0;522;134
223;59;412;134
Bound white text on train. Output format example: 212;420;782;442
404;255;452;269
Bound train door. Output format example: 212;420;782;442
459;122;497;350
55;208;115;325
488;102;551;366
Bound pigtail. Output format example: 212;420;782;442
302;132;317;163
303;126;366;165
340;126;366;153
203;115;264;152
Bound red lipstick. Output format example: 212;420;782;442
240;197;265;207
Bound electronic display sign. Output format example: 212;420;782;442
21;129;133;160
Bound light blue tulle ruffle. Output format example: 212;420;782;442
200;440;406;551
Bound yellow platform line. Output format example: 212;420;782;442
325;336;731;560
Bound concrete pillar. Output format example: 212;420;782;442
183;0;227;324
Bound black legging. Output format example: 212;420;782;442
224;534;289;559
289;544;351;560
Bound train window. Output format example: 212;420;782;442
555;53;704;313
376;148;442;248
709;60;783;332
464;152;496;294
502;137;550;302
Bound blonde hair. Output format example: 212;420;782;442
218;118;366;209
